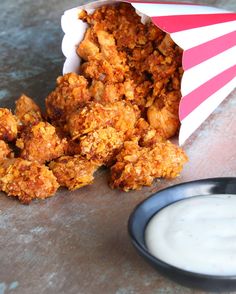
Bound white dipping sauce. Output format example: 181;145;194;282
145;194;236;276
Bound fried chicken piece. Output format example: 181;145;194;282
0;140;12;161
89;80;125;103
147;91;181;139
0;158;59;204
77;28;99;61
49;155;98;190
78;13;128;83
67;101;140;139
15;94;43;129
45;73;91;124
0;108;18;141
128;118;164;147
158;34;176;57
88;3;148;50
110;140;188;191
79;126;125;166
16;122;67;164
81;53;126;83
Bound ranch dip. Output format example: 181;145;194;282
145;194;236;276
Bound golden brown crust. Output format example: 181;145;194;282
0;3;188;202
15;94;43;129
147;91;180;139
0;158;59;204
79;3;183;134
0;140;13;161
110;140;188;191
0;108;18;142
79;126;125;166
16;122;67;164
49;155;98;190
67;101;140;139
45;73;91;124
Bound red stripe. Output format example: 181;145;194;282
183;31;236;70
179;65;236;120
151;13;236;33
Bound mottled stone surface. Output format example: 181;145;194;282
0;1;235;294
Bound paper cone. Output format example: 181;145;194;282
61;0;236;145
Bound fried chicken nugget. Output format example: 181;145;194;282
147;91;181;139
77;28;99;61
0;108;18;141
110;140;188;191
67;101;140;139
0;158;59;204
16;121;67;164
0;140;12;161
81;53;126;84
129;118;164;147
89;80;125;103
49;155;98;190
79;126;125;166
45;73;91;124
15;94;43;129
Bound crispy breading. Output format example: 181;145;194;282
0;3;188;203
15;94;43;129
67;101;140;139
79;3;183;136
45;73;91;124
0;108;18;141
129;118;164;147
49;155;98;190
0;158;59;204
147;91;180;139
81;54;126;84
110;140;188;191
77;28;99;61
89;80;125;103
79;28;127;83
79;126;125;166
0;140;12;161
16;121;67;164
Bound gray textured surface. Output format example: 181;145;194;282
0;0;236;294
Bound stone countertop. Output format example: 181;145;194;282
0;0;235;293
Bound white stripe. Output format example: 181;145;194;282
131;3;229;17
179;77;236;145
181;46;236;96
63;53;81;74
171;20;236;50
61;7;88;74
61;34;82;61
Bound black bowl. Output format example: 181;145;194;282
128;177;236;292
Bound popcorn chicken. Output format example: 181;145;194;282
0;140;12;161
46;73;91;124
16;121;67;164
0;158;59;204
79;126;125;166
67;101;140;139
15;94;43;129
89;80;125;103
0;108;18;141
130;118;164;147
77;28;99;61
147;91;180;139
0;3;188;203
110;140;188;191
49;155;98;190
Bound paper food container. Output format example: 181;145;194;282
61;0;236;145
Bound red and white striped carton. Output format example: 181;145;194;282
61;0;236;145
